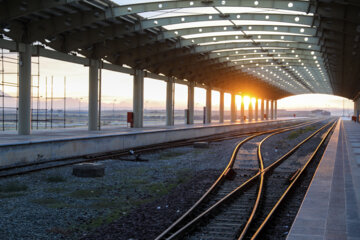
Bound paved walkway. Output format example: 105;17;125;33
287;119;360;240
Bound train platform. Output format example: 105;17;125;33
287;119;360;240
0;118;298;167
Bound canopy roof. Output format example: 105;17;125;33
1;0;359;99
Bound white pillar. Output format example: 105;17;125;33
275;100;278;119
255;99;258;121
166;78;175;126
187;82;194;124
249;101;253;122
270;100;274;120
266;100;269;120
231;93;236;122
133;69;144;128
206;87;211;124
261;99;264;120
219;91;224;123
18;44;32;135
240;96;245;122
88;59;99;131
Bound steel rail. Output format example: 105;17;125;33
155;118;326;240
249;118;338;240
237;118;335;239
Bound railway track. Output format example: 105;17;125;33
155;118;337;240
0;119;313;178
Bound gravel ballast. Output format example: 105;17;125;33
0;137;244;240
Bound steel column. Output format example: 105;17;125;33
231;93;236;123
187;82;194;124
18;44;32;135
88;60;99;131
271;100;274;120
255;99;258;121
249;101;253;122
266;100;269;120
133;69;144;128
275;100;278;120
240;96;245;122
354;99;360;122
206;87;211;124
166;77;175;126
219;91;224;123
261;99;264;120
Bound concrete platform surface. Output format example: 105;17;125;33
287;119;360;240
0;118;298;167
0;118;295;146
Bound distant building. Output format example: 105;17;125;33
311;109;331;116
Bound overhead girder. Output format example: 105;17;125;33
150;50;320;77
2;7;315;44
216;74;291;100
210;71;299;95
195;41;320;54
140;13;314;30
119;0;311;17
96;37;324;94
198;69;291;99
173;61;239;83
106;41;321;68
314;0;360;99
0;0;79;24
57;30;322;71
1;0;111;43
148;54;229;80
3;0;312;28
210;49;321;60
140;34;319;53
173;59;303;94
160;48;321;67
317;2;360;24
45;23;318;54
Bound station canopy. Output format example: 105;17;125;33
0;0;359;99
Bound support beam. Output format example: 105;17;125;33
354;99;360;122
88;60;100;131
271;100;274;120
166;77;175;126
261;99;264;121
206;88;212;124
18;44;32;135
266;100;270;120
240;96;245;122
255;99;258;121
219;91;224;123
187;82;194;124
249;101;253;122
231;93;236;123
275;100;278;120
133;69;144;128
